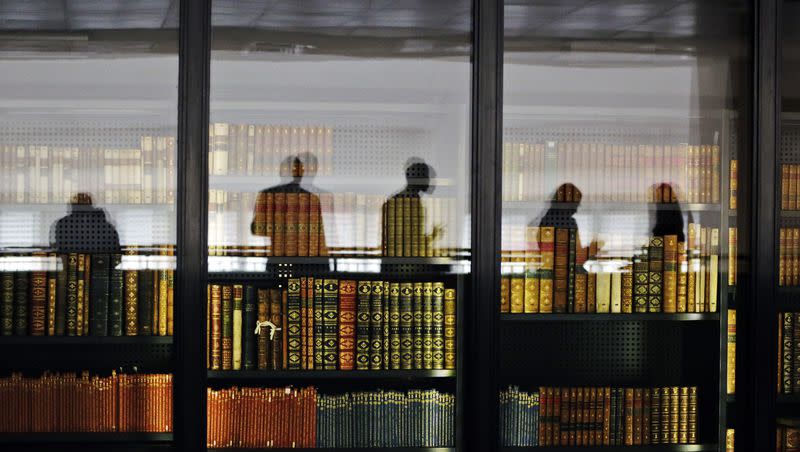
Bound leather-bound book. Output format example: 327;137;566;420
663;235;678;313
221;285;233;370
633;248;649;313
538;227;555;313
286;278;302;370
90;254;110;336
322;279;339;370
567;229;577;312
2;272;14;335
369;280;384;370
308;194;321;256
388;282;401;369
30;252;48;336
210;284;222;370
687;387;697;444
243;285;257;370
677;242;688;312
509;276;523;314
137;269;154;335
432;282;445;370
285;192;299;256
109;254;124;336
668;387;679;443
574;239;588;313
232;284;243;370
338;280;356;370
297;192;310;256
621;267;633;314
356;281;372;370
678;387;689;444
524;226;540;313
46;254;57;335
444;288;456;370
412;282;423;368
633;388;643;445
642;387;651;444
382;281;390;368
648;237;664;313
305;277;314;369
400;282;414;369
123;248;138;336
660;387;671;444
272;192;286;256
256;288;269;370
499;277;510;313
553;228;569;313
76;253;85;336
313;279;324;369
422;282;434;369
269;288;283;369
623;388;634;445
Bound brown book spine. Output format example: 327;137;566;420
602;387;611;446
553;228;569;313
270;288;283;369
558;388;569;445
587;241;597;313
264;192;274;256
624;388;634;445
575;242;588;313
308;194;320;256
124;249;138;335
687;387;698;444
499;277;510;313
642;387;651;445
338;280;356;370
633;388;643;445
663;235;678;313
297;193;309;257
285;192;299;256
273;192;286;256
47;258;57;336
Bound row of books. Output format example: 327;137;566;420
216;190;460;257
0;139;175;205
727;429;735;452
500;226;720;314
0;372;172;433
501;142;726;204
779;312;800;394
209;123;334;177
206;279;456;371
778;426;799;451
1;252;174;337
206;386;453;448
499;385;698;447
781;164;800;211
779;228;800;286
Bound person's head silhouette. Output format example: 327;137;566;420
551;182;581;216
404;157;436;195
278;156;304;184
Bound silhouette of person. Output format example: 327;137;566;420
650;182;686;242
537;183;582;233
251;154;327;257
381;158;442;256
50;192;121;254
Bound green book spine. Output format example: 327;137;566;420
633;249;649;313
648;237;664;312
313;279;324;369
287;278;302;370
369;280;384;370
432;282;445;370
412;282;423;369
54;256;67;336
382;280;390;369
322;278;339;370
108;254;124;336
399;282;414;369
243;285;257;370
389;282;401;369
90;254;110;336
783;312;794;393
137;270;154;336
221;285;233;370
13;269;28;335
423;282;433;370
356;281;371;370
1;272;13;335
567;229;577;313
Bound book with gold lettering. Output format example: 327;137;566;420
500;277;510;313
400;282;414;369
538;227;555;313
297;193;309;256
369;280;383;370
524;226;540;313
388;282;401;370
272;192;286;256
648;237;664;313
286;279;302;370
553;228;569;313
210;284;222;370
663;235;678;313
338;280;356;370
509;276;524;314
633;249;649;313
356;281;371;370
444;288;456;370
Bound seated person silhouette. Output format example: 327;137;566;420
50;192;121;254
251;154;327;257
650;182;686;242
381;158;442;257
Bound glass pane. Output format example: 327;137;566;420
499;0;750;449
0;0;177;438
207;0;470;448
778;0;800;445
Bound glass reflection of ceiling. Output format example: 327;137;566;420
0;0;179;30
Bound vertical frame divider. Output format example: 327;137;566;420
741;0;780;449
466;0;502;451
175;0;211;450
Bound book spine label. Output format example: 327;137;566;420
369;280;384;370
322;279;339;370
356;281;372;370
287;278;302;369
389;282;401;369
338;280;356;370
444;288;456;370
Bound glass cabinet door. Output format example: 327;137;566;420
205;1;471;449
498;1;751;450
0;1;177;446
777;1;800;448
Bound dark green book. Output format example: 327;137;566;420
369;280;383;370
221;285;233;370
322;278;339;370
389;282;401;370
567;229;577;313
243;285;257;370
609;387;618;445
648;237;664;312
431;282;445;370
356;280;371;370
633;248;649;313
108;254;124;336
783;312;794;394
286;278;302;370
399;282;413;369
1;272;13;335
137;269;154;335
650;388;661;444
382;281;390;369
54;255;67;336
313;279;324;369
412;282;423;369
90;254;110;336
422;282;433;370
13;269;28;335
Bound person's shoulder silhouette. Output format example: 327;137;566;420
537;183;581;231
50;192;121;254
650;182;686;242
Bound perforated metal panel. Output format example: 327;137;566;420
333;125;435;177
0;123;174;148
781;122;800;164
0;341;173;373
504;124;690;146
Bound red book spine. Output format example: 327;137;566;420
338;280;357;370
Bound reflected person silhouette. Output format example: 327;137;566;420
650;182;686;242
381;158;441;257
50;192;121;254
251;154;327;257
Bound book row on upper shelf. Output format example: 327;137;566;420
779;228;800;287
0;139;176;205
207;279;456;372
0;371;172;433
779;312;800;395
778;426;799;451
207;386;454;449
1;250;174;338
210;189;461;257
500;224;724;315
209;123;334;177
501;141;736;207
781;164;800;211
499;385;699;448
